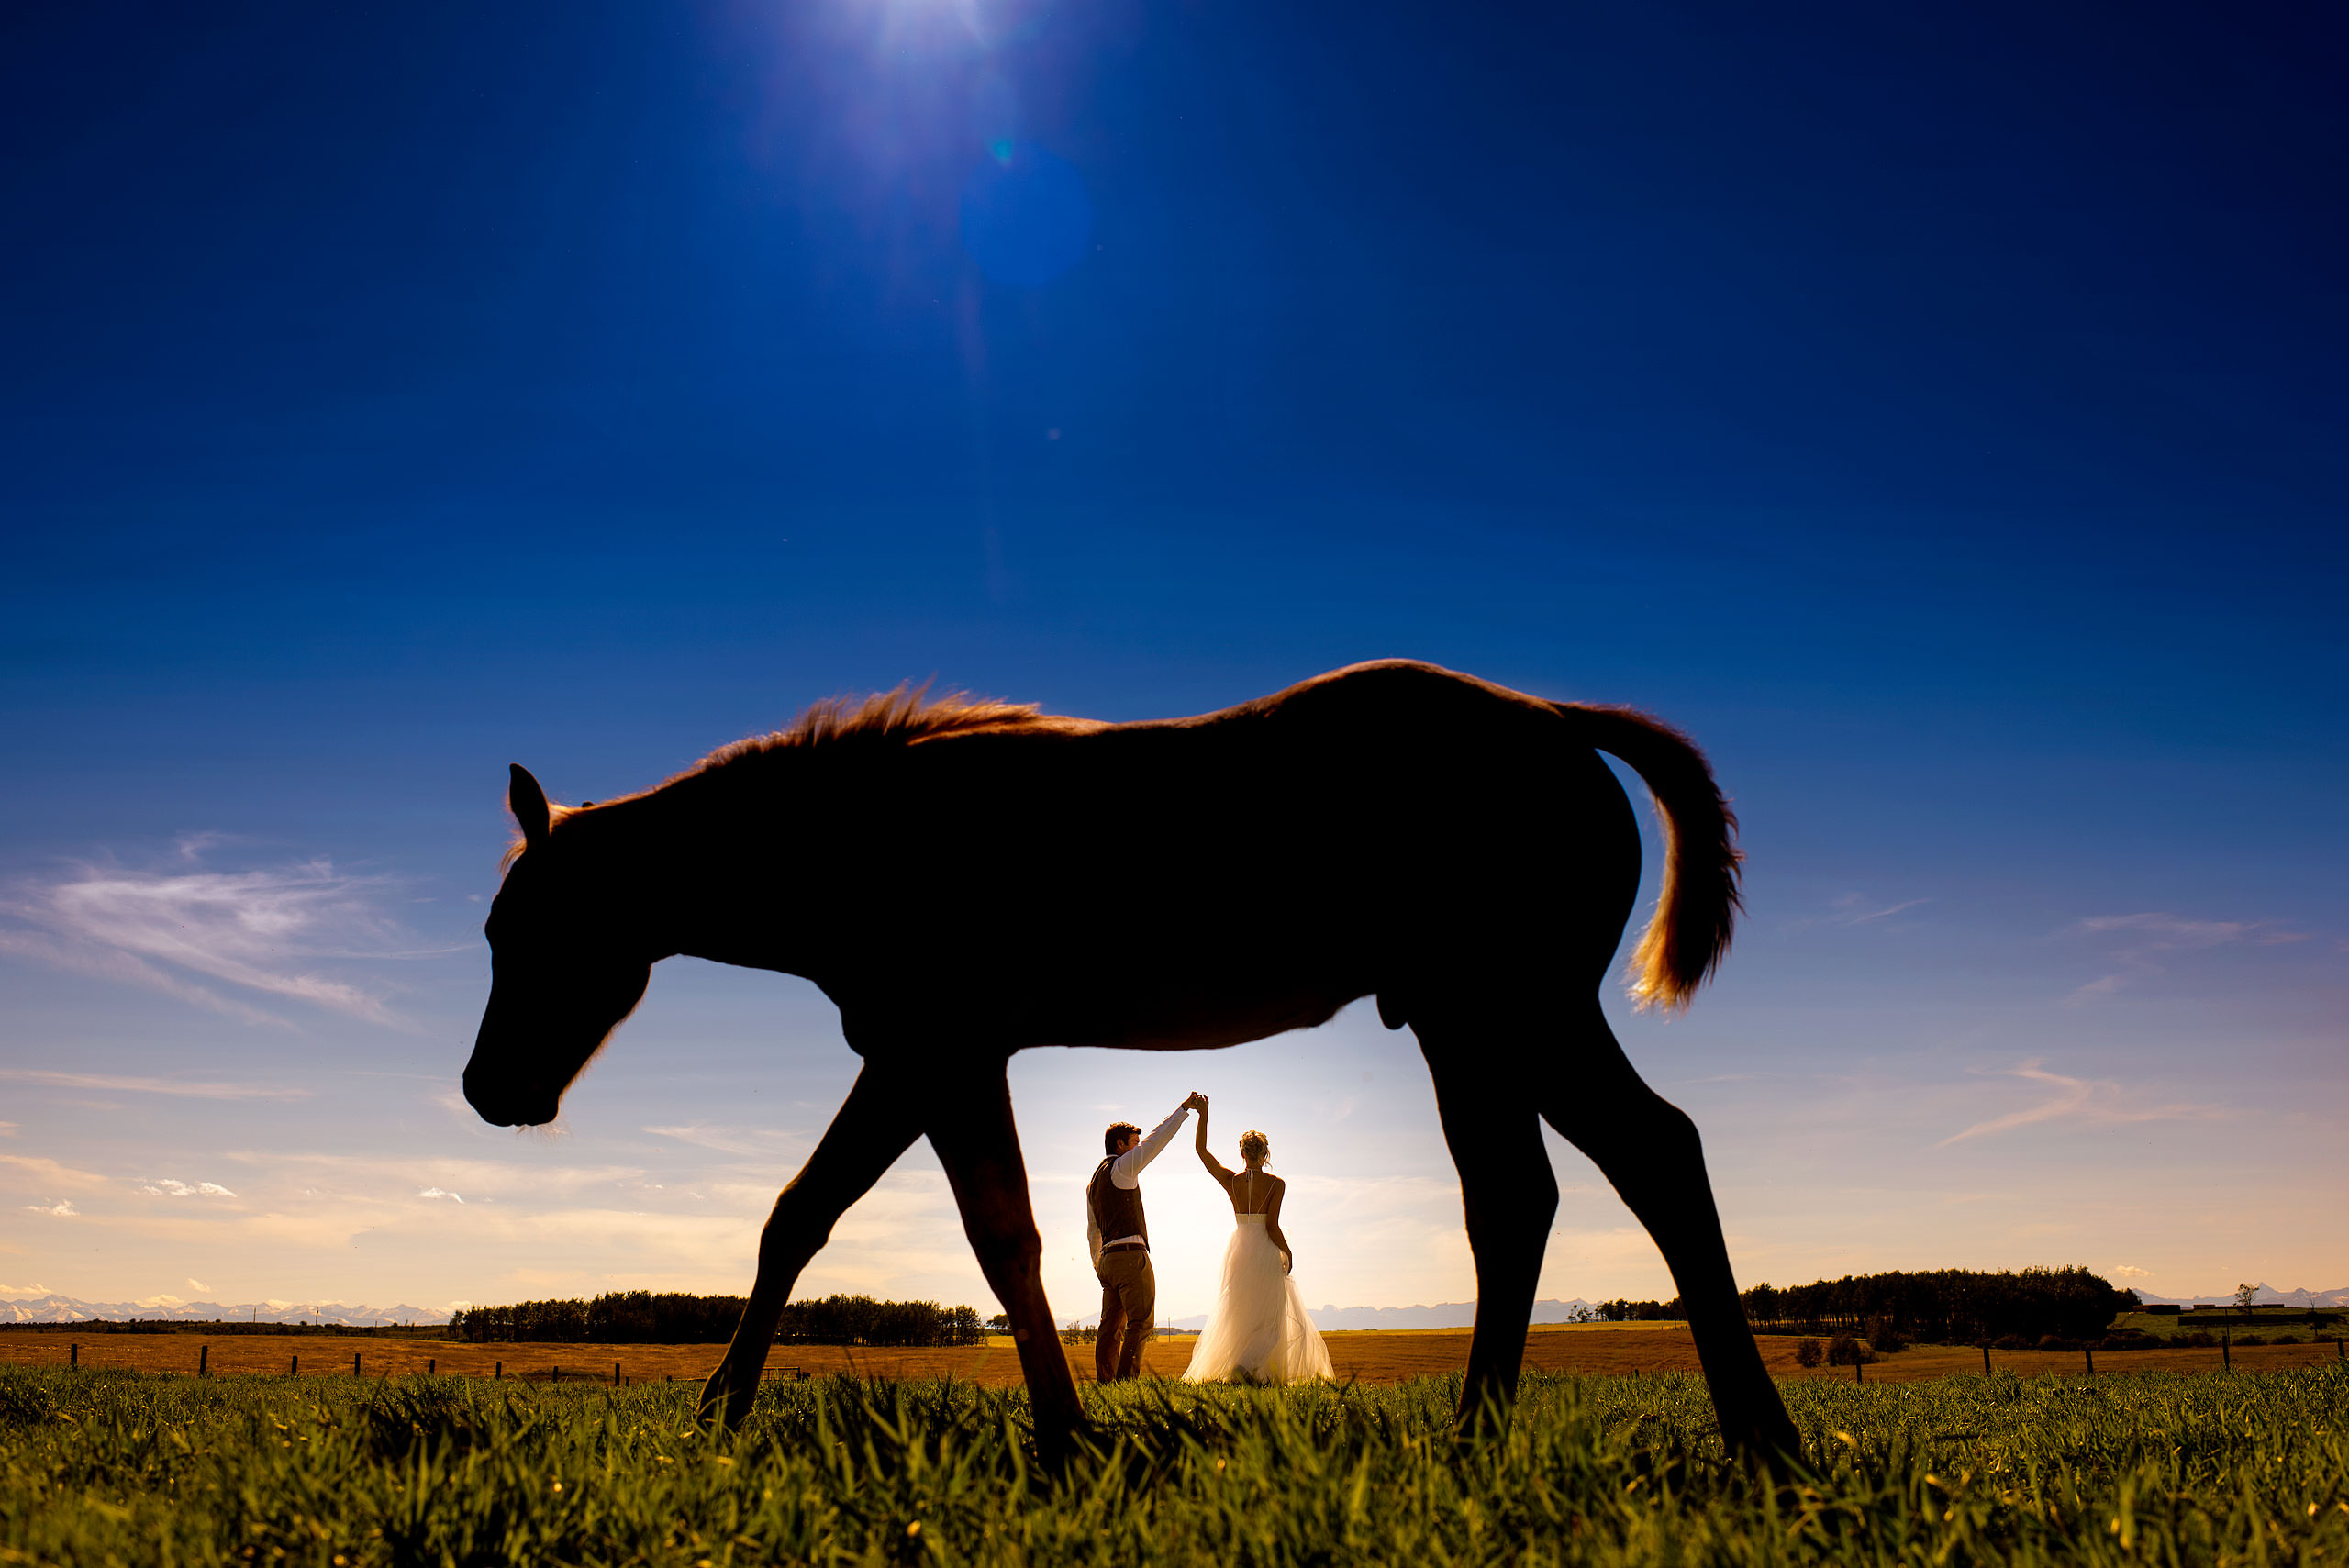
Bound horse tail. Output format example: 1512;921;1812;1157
1556;703;1743;1011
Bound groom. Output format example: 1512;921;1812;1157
1087;1091;1206;1382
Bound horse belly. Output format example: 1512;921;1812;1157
973;916;1369;1051
1052;979;1363;1052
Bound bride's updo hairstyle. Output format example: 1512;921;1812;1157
1238;1130;1270;1167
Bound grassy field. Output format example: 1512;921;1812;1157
0;1361;2342;1565
5;1322;2342;1388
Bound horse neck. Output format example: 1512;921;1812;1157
609;776;807;971
565;792;713;959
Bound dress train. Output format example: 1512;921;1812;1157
1182;1214;1333;1384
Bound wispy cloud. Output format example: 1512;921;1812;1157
2066;973;2129;1003
0;1153;114;1191
0;1070;309;1102
0;929;284;1024
2067;911;2306;1003
642;1125;806;1159
23;1200;76;1218
1781;893;1932;937
1831;894;1932;925
2112;1264;2153;1278
223;1150;646;1206
1938;1061;2229;1146
417;1188;465;1204
187;1277;210;1293
0;847;429;1028
139;1179;237;1198
2076;913;2300;948
0;1283;51;1297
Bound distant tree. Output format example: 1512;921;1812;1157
986;1313;1010;1333
943;1305;985;1345
2234;1284;2258;1313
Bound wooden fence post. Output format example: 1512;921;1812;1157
613;1362;621;1387
2221;1333;2231;1372
353;1352;362;1378
2084;1346;2094;1375
1980;1344;1991;1376
198;1345;208;1377
495;1360;503;1380
290;1355;299;1376
1854;1360;1864;1384
69;1343;77;1369
428;1359;436;1376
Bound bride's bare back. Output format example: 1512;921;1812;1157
1194;1101;1294;1267
1228;1167;1281;1215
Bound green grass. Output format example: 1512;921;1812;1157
1;1364;2343;1566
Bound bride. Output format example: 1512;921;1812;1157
1181;1097;1334;1384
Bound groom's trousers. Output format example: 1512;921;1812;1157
1095;1246;1155;1381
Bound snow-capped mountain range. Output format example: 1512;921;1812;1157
0;1294;450;1327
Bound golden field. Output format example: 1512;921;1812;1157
2;1320;2338;1386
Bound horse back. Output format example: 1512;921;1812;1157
802;662;1642;1049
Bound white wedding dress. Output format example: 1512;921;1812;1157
1183;1195;1334;1385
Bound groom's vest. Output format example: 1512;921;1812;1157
1088;1158;1147;1255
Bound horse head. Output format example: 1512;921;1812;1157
462;763;654;1128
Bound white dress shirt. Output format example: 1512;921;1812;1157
1086;1105;1190;1270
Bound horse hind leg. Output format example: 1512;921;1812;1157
921;1057;1089;1472
1417;1027;1560;1438
1535;1000;1800;1469
698;1066;923;1428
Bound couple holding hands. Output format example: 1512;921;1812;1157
1086;1092;1335;1385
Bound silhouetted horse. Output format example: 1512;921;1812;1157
462;660;1799;1465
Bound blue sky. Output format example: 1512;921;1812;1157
2;0;2343;1320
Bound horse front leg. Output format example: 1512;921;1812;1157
698;1066;922;1428
922;1055;1088;1473
1539;1001;1800;1472
1419;1034;1559;1439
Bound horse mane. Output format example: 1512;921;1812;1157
503;685;1087;869
692;684;1094;773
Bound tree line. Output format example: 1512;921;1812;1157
1738;1266;2136;1343
1586;1298;1684;1322
448;1291;986;1347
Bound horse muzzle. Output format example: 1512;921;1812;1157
462;1061;562;1129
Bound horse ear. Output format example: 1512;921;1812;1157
508;763;552;849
